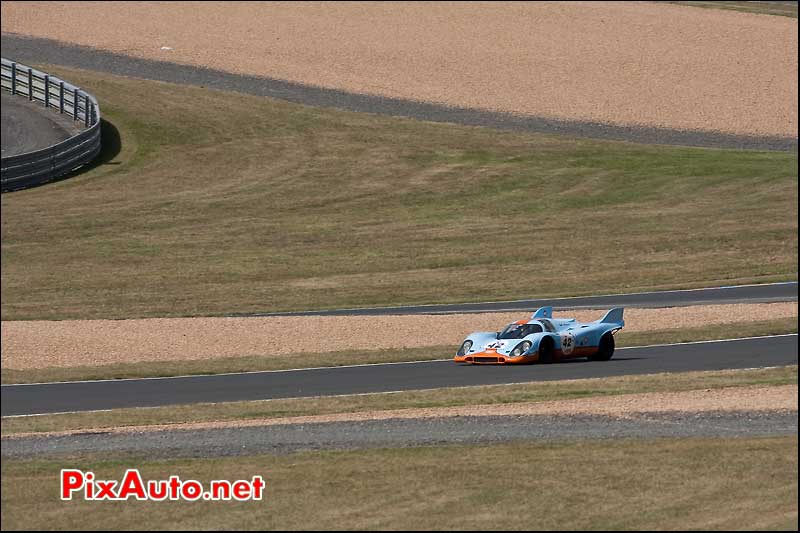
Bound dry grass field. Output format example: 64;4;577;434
1;4;797;531
2;436;797;529
1;68;797;323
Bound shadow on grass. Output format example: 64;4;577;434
83;118;122;171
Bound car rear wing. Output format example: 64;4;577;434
530;306;553;319
597;307;624;325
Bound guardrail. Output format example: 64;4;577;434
1;58;101;192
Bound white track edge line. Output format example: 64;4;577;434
3;334;797;388
2;364;795;420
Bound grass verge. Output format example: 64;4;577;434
2;436;797;529
3;365;796;436
1;66;796;321
3;318;796;384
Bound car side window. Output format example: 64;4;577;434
528;323;543;334
538;319;555;332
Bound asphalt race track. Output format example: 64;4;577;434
3;334;797;417
2;33;796;152
0;91;81;157
237;282;799;316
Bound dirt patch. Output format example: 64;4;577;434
4;384;796;440
1;303;796;370
1;1;796;138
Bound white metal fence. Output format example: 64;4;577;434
1;58;102;192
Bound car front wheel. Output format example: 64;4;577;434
538;337;555;364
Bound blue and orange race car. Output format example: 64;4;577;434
454;306;624;364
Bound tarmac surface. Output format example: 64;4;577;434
238;282;799;316
2;33;796;151
1;91;81;157
3;334;797;417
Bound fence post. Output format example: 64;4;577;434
73;87;80;121
1;61;103;192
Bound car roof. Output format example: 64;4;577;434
513;319;547;326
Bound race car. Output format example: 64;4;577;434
454;306;624;364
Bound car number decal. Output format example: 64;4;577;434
560;332;575;355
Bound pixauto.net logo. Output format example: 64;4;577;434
61;469;266;502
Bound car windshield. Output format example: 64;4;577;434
498;323;541;339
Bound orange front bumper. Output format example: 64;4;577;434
453;348;538;365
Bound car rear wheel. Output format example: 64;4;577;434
589;333;615;361
538;337;555;364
